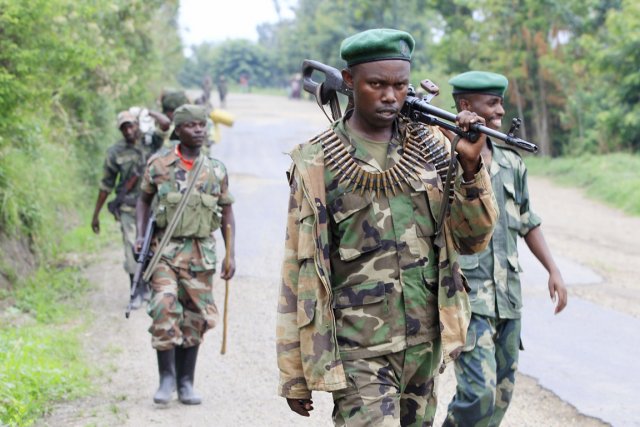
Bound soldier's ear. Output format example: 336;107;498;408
342;68;354;89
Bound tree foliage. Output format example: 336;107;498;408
0;0;182;247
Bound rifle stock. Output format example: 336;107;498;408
126;213;155;318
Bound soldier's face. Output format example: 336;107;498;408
344;60;410;129
464;94;505;130
120;122;139;144
176;120;207;148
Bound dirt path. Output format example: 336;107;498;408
38;93;635;427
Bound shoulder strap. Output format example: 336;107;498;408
143;154;206;282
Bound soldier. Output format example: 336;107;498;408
135;104;235;405
276;29;499;426
91;110;164;309
443;71;568;427
160;90;190;143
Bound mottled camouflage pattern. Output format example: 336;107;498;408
444;315;521;427
332;341;441;427
99;139;146;212
140;146;233;350
146;262;219;350
119;211;137;274
140;147;234;272
446;142;537;426
276;117;498;399
458;142;541;319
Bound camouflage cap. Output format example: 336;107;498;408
449;71;509;98
116;110;137;129
340;28;414;67
173;104;207;127
161;90;189;112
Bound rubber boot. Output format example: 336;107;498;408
175;345;202;405
153;349;176;404
129;274;143;310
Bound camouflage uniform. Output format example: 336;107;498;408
100;135;160;274
276;115;498;426
140;147;233;350
445;141;541;427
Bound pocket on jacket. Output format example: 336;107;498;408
297;199;316;260
330;192;381;261
297;298;316;328
333;281;390;349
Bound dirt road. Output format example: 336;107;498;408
39;93;635;427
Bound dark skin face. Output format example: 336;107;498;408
120;122;139;144
174;119;207;159
458;93;505;131
342;59;410;141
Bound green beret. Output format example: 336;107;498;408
340;28;414;67
173;104;207;127
161;90;189;112
449;71;509;98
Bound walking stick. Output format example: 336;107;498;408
220;223;232;355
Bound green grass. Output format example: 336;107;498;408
0;215;115;426
524;153;640;216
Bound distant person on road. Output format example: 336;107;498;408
217;75;228;108
135;104;236;405
443;71;568;427
91;110;165;309
276;29;498;426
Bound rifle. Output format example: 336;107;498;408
301;59;538;153
107;173;140;221
126;213;155;318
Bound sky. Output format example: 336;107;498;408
178;0;296;47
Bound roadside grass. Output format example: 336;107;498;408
524;153;640;217
0;213;117;427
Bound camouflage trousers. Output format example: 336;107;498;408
119;210;137;275
444;315;521;427
146;262;219;350
331;340;441;427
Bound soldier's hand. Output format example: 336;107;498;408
221;257;235;280
549;271;568;314
442;111;487;179
134;237;144;253
287;398;314;417
91;217;100;234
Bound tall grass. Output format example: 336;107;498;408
524;153;640;216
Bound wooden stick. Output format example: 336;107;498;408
220;223;232;355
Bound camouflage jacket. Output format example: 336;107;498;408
140;146;234;272
459;141;541;319
277;120;498;399
100;134;164;211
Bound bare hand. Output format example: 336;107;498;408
91;217;100;234
287;398;314;417
453;110;486;169
221;257;236;280
548;271;568;314
134;236;144;253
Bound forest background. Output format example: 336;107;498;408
0;0;638;425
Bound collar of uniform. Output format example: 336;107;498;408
335;114;401;172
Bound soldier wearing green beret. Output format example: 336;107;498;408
443;71;568;427
91;109;167;309
276;29;499;426
135;104;236;405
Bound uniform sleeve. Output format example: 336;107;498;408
447;157;499;255
99;149;118;193
140;160;156;195
517;162;542;237
212;160;234;205
276;165;311;399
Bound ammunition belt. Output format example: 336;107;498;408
320;120;454;200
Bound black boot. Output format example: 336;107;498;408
153;349;176;404
175;345;202;405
